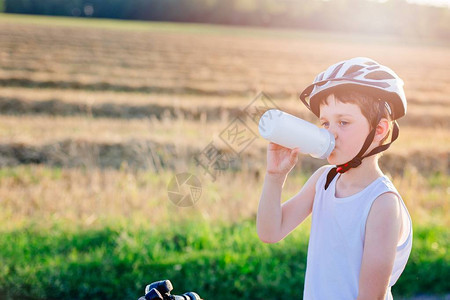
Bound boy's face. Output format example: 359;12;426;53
319;94;371;165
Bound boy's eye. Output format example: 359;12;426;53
321;122;329;128
339;121;348;126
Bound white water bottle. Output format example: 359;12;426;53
258;109;335;159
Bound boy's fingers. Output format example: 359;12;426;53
290;148;299;163
268;142;280;150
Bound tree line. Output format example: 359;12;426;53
3;0;450;40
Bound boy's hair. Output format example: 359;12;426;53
318;89;393;145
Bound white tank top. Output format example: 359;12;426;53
303;166;413;300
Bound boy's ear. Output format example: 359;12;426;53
374;118;390;143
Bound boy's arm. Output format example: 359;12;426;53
256;165;328;244
357;192;402;300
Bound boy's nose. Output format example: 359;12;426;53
327;126;338;140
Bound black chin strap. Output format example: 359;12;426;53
324;103;400;190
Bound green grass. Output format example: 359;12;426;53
0;164;447;298
0;219;448;299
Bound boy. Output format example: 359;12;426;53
256;57;412;300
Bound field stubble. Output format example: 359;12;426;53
0;17;448;229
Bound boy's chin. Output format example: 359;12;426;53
327;158;340;165
326;153;349;166
326;152;338;165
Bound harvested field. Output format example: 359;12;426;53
0;16;448;218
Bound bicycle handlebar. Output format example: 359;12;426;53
138;279;202;300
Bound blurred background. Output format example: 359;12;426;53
0;0;448;299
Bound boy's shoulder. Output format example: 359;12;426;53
367;191;403;239
378;174;400;194
369;175;403;223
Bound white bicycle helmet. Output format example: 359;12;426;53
299;57;407;120
299;57;408;190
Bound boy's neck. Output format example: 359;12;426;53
336;155;384;191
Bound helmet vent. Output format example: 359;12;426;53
365;71;395;80
343;65;364;77
317;72;324;81
364;61;377;66
328;62;345;79
367;66;380;71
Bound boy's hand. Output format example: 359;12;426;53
266;142;300;179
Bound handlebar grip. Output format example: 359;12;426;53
144;288;164;300
140;279;202;300
145;280;173;295
172;292;202;300
183;292;202;300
